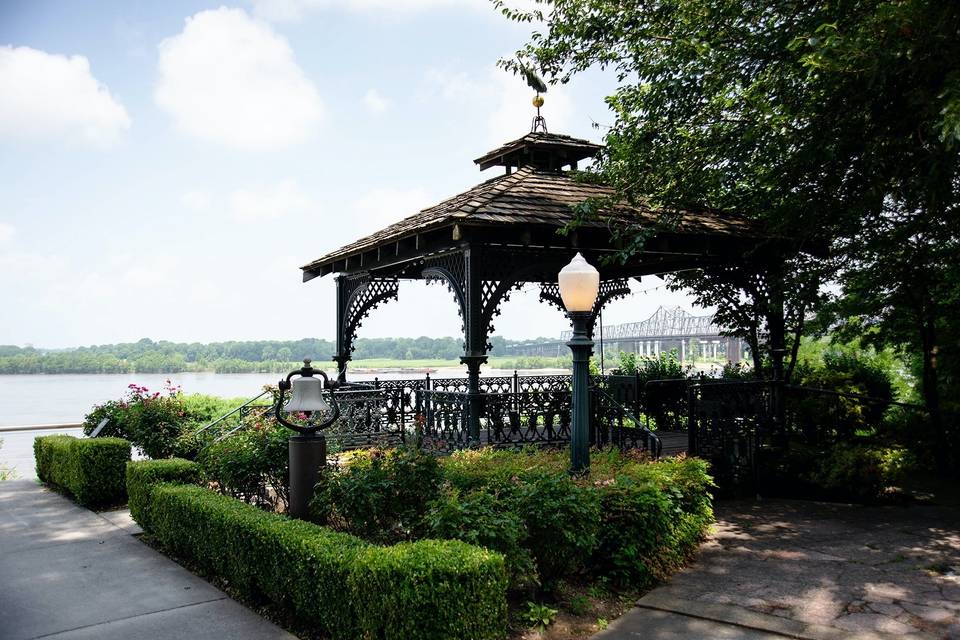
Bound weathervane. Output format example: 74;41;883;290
521;64;548;133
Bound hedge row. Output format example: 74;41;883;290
126;457;202;531
34;435;130;508
127;459;507;640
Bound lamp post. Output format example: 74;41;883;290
275;358;340;519
559;253;600;474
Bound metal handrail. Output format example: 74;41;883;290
592;386;662;458
782;383;926;410
193;389;273;437
210;386;395;446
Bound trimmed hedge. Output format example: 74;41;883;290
34;435;131;508
127;460;507;640
126;458;202;531
350;539;507;640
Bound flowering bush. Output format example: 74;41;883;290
83;381;187;459
198;412;290;511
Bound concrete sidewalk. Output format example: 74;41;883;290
0;479;296;640
595;499;960;640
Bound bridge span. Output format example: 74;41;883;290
506;306;745;363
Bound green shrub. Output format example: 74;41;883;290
440;446;569;490
80;400;129;439
126;458;201;530
423;487;535;588
809;443;916;501
439;447;710;589
34;435;131;508
612;349;690;383
792;349;897;439
311;446;443;543
132;469;507;640
83;383;251;460
311;446;714;593
34;434;73;483
510;472;601;585
198;419;289;511
350;539;507;640
595;477;675;587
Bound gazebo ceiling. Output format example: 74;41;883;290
301;132;762;282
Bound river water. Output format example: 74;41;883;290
0;368;543;427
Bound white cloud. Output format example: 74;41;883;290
0;223;14;243
426;66;572;146
155;7;324;151
0;46;130;147
252;0;544;21
229;180;313;222
181;190;213;212
362;88;390;114
253;0;471;21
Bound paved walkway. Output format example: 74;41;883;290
0;479;296;640
597;498;960;640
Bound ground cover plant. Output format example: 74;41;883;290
310;445;714;635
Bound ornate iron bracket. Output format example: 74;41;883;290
337;274;399;358
421;251;469;349
539;278;632;339
478;279;524;352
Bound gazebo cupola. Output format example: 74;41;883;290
473;132;602;173
301;113;760;440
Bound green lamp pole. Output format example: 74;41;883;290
559;253;600;475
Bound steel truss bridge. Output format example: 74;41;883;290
506;306;745;363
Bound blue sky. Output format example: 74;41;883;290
0;0;702;349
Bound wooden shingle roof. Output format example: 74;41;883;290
301;165;756;276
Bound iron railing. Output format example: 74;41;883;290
591;387;662;457
416;380;663;458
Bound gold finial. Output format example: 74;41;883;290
531;93;548;133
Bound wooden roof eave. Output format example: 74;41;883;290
301;217;766;283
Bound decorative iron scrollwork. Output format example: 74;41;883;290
478;279;524;352
338;274;399;358
421;251;468;349
539;278;631;339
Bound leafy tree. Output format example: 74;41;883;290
500;0;960;466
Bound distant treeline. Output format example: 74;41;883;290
0;336;554;374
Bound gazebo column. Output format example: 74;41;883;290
333;275;351;383
462;246;486;444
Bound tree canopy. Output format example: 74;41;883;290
501;0;960;464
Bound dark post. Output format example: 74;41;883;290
461;355;486;444
333;275;350;384
288;434;326;519
567;311;594;474
332;354;349;384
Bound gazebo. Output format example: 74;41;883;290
301;127;761;446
